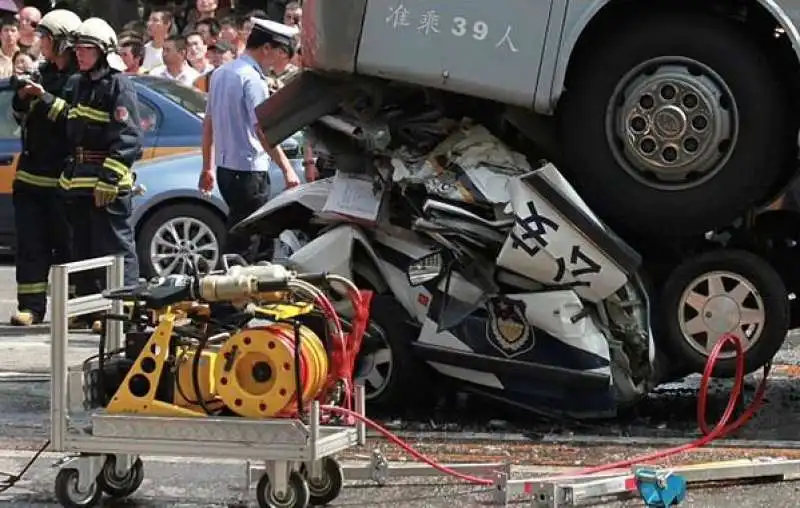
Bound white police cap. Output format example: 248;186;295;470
250;17;299;47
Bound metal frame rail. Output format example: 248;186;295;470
51;256;124;452
489;457;800;506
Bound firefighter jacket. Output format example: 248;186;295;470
53;67;143;196
11;59;78;192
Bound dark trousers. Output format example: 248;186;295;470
68;194;139;298
217;167;270;261
13;186;71;318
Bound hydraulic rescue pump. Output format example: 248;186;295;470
81;259;372;421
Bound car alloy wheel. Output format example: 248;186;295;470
150;216;220;276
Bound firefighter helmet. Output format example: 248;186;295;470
73;18;118;54
36;9;82;53
73;18;125;71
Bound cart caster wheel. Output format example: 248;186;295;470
97;456;144;498
303;457;344;506
256;471;310;508
54;469;102;508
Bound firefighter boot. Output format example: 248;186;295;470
10;310;42;326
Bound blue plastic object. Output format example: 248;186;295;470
634;467;687;507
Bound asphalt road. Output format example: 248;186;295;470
1;263;800;507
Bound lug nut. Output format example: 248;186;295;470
630;116;647;133
639;94;655;109
692;116;708;131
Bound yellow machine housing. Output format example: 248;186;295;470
105;301;329;419
173;349;222;412
215;324;329;418
106;314;204;417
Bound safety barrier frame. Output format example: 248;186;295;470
50;255;124;452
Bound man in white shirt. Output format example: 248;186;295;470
148;34;200;86
185;31;213;74
142;9;173;72
0;16;19;78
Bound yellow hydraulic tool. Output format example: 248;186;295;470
173;349;222;411
106;312;205;417
215;322;329;418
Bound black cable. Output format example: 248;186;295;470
293;319;304;419
81;348;124;368
98;317;107;405
192;335;214;415
173;345;217;407
173;255;210;415
0;439;50;494
173;348;194;405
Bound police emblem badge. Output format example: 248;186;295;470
485;296;534;358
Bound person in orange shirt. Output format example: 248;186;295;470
192;39;235;92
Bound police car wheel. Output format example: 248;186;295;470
357;295;436;409
136;203;227;278
659;249;789;377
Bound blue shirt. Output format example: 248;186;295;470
206;54;271;172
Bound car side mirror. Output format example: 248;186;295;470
406;251;445;287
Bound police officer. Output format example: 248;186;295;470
9;9;82;327
198;18;300;261
30;18;143;330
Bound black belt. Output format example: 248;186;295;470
75;147;109;164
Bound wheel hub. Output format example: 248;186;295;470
608;59;738;190
270;488;296;505
678;271;765;358
354;325;393;401
68;476;96;501
701;295;740;333
150;216;220;276
652;105;687;139
308;475;331;492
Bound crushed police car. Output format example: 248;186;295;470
235;102;789;417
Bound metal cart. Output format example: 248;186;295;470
49;256;368;508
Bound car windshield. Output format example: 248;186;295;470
133;76;207;117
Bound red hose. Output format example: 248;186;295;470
323;332;768;486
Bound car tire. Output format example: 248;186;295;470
658;249;789;377
357;295;435;409
558;10;791;240
136;203;227;278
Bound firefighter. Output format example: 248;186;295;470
9;9;82;326
27;18;143;330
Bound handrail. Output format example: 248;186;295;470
50;256;124;451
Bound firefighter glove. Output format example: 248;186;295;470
94;181;118;207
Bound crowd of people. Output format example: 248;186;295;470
6;2;314;331
0;2;305;92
